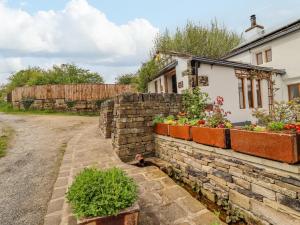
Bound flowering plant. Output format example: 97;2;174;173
206;96;232;128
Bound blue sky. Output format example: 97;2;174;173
0;0;300;83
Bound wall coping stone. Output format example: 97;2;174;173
155;134;300;177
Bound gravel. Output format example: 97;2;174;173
0;114;97;225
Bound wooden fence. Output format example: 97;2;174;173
11;84;135;102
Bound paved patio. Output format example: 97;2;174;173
44;124;224;225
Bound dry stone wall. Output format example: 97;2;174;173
99;100;114;138
154;135;300;225
13;99;103;112
111;93;182;162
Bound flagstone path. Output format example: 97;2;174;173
44;122;225;225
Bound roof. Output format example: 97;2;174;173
149;55;285;82
223;18;300;59
192;56;285;74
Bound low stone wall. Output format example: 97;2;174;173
154;135;300;225
111;93;182;162
99;100;114;138
13;99;102;112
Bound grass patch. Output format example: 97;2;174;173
0;101;98;117
0;125;14;158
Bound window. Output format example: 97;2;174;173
256;80;262;108
154;80;158;93
238;78;245;109
247;79;254;108
288;83;300;100
256;52;263;65
265;49;272;62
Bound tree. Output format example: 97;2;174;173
136;20;242;92
115;73;138;85
154;20;242;58
137;59;160;92
5;64;104;92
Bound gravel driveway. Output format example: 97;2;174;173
0;114;97;225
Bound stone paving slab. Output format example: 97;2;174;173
44;124;224;225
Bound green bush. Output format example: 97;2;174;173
21;98;34;110
66;167;138;218
65;100;76;109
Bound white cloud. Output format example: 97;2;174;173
0;0;158;83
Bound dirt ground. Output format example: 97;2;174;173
0;113;98;225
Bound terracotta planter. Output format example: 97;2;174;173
154;123;169;136
169;125;192;140
191;127;231;149
231;129;300;164
78;203;139;225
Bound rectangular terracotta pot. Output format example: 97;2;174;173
169;125;192;141
78;203;139;225
231;129;300;164
154;123;169;136
191;127;231;149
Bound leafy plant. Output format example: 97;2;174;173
206;96;232;128
153;115;165;125
177;117;189;125
253;99;300;126
182;87;210;119
65;100;76;109
94;99;107;109
21;98;34;110
267;121;285;132
66;167;137;219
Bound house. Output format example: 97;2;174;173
148;15;300;123
223;15;300;102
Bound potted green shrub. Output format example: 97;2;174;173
153;115;173;136
66;167;139;225
231;100;300;164
191;96;232;149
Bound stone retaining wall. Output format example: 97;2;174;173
111;93;182;162
99;100;114;138
154;135;300;225
13;99;103;112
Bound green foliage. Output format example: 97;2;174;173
253;99;300;126
115;73;138;85
65;100;76;109
267;121;285;132
182;87;210;119
154;20;242;58
153;115;165;125
66;167;137;218
137;59;160;92
177;117;189;125
21;98;34;110
94;99;108;109
0;125;14;158
6;64;104;92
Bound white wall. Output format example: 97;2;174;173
175;57;189;93
198;64;270;123
228;30;300;101
148;75;165;93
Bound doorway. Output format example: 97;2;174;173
171;75;178;93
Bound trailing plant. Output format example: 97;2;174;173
66;167;137;218
182;87;210;119
21;98;34;110
217;199;244;224
65;100;76;109
206;96;232;128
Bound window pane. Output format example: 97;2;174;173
256;80;262;108
247;79;254;108
289;84;300;100
256;52;263;65
265;49;272;62
238;78;245;109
